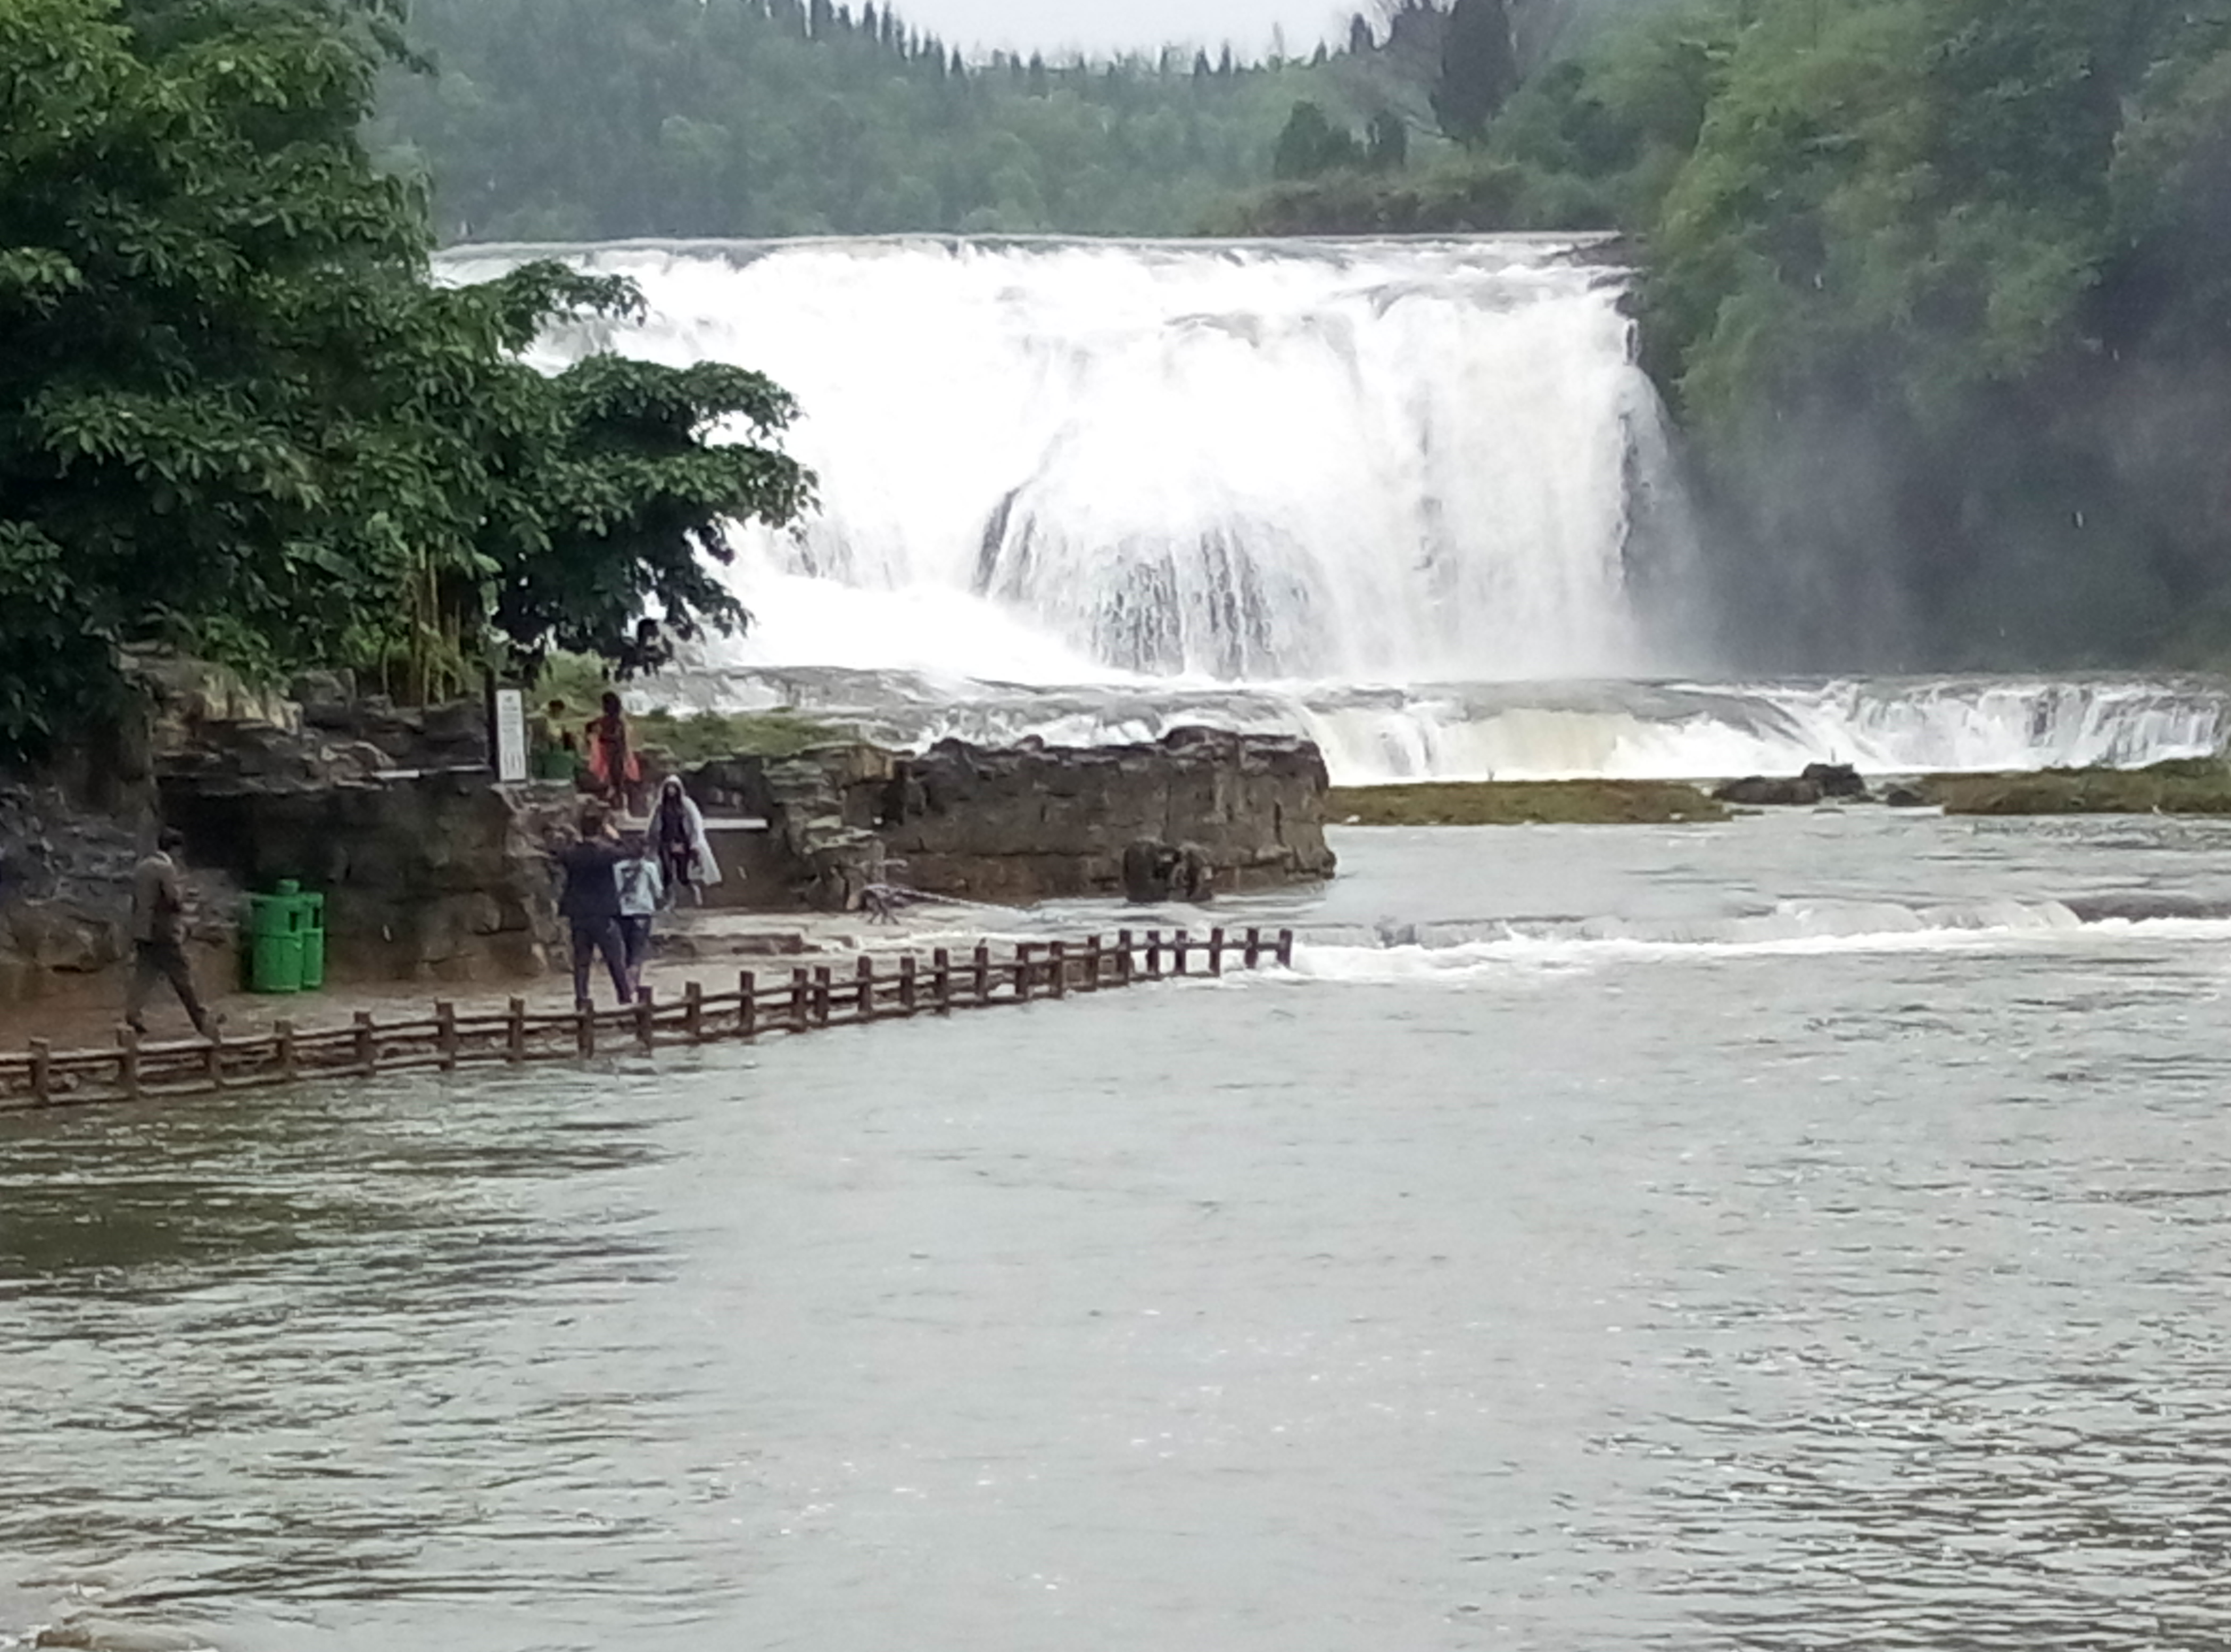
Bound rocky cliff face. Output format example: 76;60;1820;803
691;728;1336;910
161;770;573;984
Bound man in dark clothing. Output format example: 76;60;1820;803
125;827;219;1038
556;807;631;1007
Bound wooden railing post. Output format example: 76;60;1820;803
634;988;656;1052
684;980;705;1043
506;998;527;1063
899;954;918;1014
1244;927;1262;969
739;971;760;1038
353;1011;376;1075
436;1001;458;1071
790;968;810;1030
28;1040;50;1107
1083;935;1102;990
812;966;832;1027
575;1001;594;1058
856;956;876;1019
972;943;991;1001
1277;928;1295;968
1146;930;1163;979
1117;929;1134;985
204;1029;225;1088
1049;941;1068;998
1174;929;1191;976
276;1020;298;1083
1209;927;1225;977
117;1026;140;1102
1012;947;1030;1001
932;947;953;1013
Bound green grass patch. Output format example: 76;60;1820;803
634;709;857;764
1924;758;2231;815
1329;780;1728;826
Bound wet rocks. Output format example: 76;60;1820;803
1714;763;1872;807
688;728;1336;910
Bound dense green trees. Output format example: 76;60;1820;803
1605;0;2231;666
0;0;807;759
371;0;1359;241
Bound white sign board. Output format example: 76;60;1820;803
493;688;528;783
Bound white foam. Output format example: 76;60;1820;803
1277;910;2231;985
440;235;1687;685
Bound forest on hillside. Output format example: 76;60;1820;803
368;0;1616;242
1485;0;2231;669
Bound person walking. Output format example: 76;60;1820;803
125;827;220;1039
613;827;664;999
652;777;725;907
556;807;631;1007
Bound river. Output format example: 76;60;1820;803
5;812;2230;1650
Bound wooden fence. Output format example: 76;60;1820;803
0;926;1296;1112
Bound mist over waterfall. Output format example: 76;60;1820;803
445;235;1688;684
439;235;2230;782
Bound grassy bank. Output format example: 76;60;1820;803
1923;759;2231;816
1328;780;1727;826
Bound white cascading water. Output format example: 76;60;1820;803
444;235;1674;683
440;236;2231;782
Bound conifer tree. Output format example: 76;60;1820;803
1432;0;1519;144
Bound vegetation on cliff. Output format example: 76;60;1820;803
0;0;809;763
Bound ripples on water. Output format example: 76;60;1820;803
4;815;2231;1650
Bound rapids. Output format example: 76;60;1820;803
436;236;2231;783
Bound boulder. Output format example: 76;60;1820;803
1713;775;1824;807
1801;762;1871;800
684;729;1334;910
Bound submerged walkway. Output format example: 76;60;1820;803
0;927;1294;1112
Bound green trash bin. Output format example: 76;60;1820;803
297;889;327;991
247;883;305;995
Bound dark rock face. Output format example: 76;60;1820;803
161;769;574;983
1714;764;1873;807
1713;775;1823;806
694;728;1337;910
1802;762;1871;800
0;779;236;1006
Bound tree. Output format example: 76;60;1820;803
0;0;809;757
1366;108;1409;170
1349;13;1375;55
1273;101;1362;179
1433;0;1520;143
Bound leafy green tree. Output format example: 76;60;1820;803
1367;108;1411;169
1274;100;1364;178
0;0;807;758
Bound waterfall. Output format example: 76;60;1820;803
440;235;1689;684
437;236;2230;783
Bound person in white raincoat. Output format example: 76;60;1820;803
651;776;724;907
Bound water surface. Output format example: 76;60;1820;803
6;814;2229;1649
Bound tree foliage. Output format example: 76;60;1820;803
373;0;1363;241
0;0;807;759
1432;0;1521;143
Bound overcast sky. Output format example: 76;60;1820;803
889;0;1357;58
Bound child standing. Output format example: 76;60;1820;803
613;828;665;998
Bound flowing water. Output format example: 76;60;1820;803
437;236;2231;782
7;814;2231;1651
